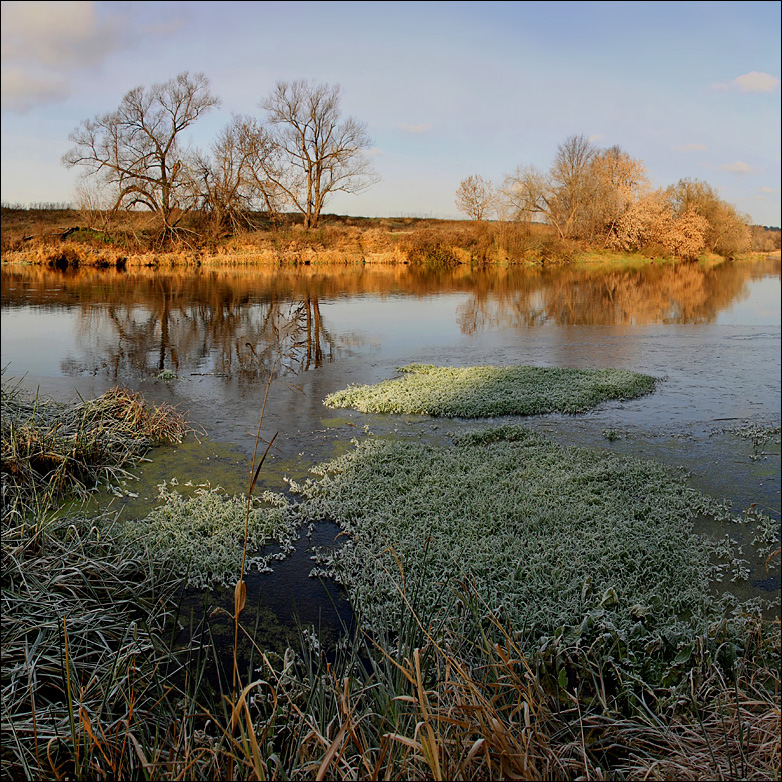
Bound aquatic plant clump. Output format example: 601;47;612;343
324;363;658;418
1;380;188;518
297;426;745;661
118;482;298;588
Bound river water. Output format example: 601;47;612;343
2;257;780;636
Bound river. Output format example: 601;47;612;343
2;257;780;637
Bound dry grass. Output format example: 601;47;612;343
232;593;780;781
2;504;779;781
1;375;778;780
2;206;778;269
1;379;188;518
597;631;781;781
0;207;578;267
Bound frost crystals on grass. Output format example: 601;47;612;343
300;425;754;658
119;482;297;589
324;363;658;418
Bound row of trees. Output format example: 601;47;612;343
64;72;379;236
63;72;760;260
455;136;756;259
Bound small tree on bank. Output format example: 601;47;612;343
63;72;220;237
194;115;283;237
455;175;496;220
258;80;379;228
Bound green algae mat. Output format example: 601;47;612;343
324;363;658;417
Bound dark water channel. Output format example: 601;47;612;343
2;257;780;646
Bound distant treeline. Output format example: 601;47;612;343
1;201;75;211
455;135;779;260
2;70;779;263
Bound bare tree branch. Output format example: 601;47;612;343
455;175;496;221
63;72;219;239
258;80;379;228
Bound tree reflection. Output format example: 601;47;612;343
2;269;351;381
455;257;780;334
1;257;778;381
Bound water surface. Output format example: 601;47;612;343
2;258;780;627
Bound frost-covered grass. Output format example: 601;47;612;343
117;480;297;588
324;363;658;417
292;426;765;671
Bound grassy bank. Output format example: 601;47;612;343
2;206;778;269
1;380;780;780
1;379;188;519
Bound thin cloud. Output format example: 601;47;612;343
397;123;432;134
588;133;605;143
1;1;121;69
711;71;780;93
673;143;707;152
0;67;70;112
721;161;761;175
760;186;781;194
0;1;186;113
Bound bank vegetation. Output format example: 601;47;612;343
1;203;779;271
0;72;779;269
1;377;780;781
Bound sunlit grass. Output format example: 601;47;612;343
325;362;658;417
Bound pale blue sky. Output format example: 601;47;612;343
1;0;780;225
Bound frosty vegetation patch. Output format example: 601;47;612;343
117;481;297;589
294;426;762;658
324;363;658;417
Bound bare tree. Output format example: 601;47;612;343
503;136;650;243
63;72;219;238
195;115;283;236
455;175;495;220
259;80;379;228
549;134;597;238
501;165;564;235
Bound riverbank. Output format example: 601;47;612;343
2;206;778;269
1;376;780;780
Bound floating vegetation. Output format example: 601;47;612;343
290;426;770;680
118;481;298;588
324;362;658;417
714;421;781;443
712;420;782;461
1;380;188;518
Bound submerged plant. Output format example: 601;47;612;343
324;362;658;417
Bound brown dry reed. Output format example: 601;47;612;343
1;379;188;519
2;510;779;780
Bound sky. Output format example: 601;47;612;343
1;0;780;225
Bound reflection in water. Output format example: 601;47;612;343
1;257;779;381
1;269;353;380
456;258;780;333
